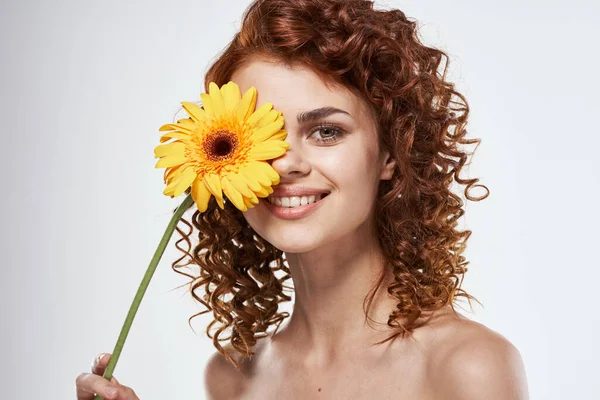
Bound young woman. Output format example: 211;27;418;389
76;0;529;399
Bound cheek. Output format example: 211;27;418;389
242;206;259;228
326;148;378;190
241;205;269;238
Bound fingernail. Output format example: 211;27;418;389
105;386;118;397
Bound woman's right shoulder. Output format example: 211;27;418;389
203;339;269;400
203;345;246;400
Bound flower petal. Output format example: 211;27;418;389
203;173;224;209
248;141;289;161
159;122;193;134
209;82;226;117
262;184;274;195
253;109;281;130
154;141;186;158
243;162;273;187
227;171;259;204
163;179;178;197
155;153;188;168
267;129;288;142
176;118;195;128
236;86;257;122
191;178;211;212
200;93;214;115
222;175;247;211
172;166;197;197
239;167;270;197
252;118;285;143
243;197;256;208
221;81;241;115
246;102;273;127
159;132;193;144
181;102;208;123
248;161;280;183
164;164;184;184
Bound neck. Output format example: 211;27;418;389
269;223;398;369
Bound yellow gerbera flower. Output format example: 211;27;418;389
153;81;289;212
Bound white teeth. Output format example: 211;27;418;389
267;193;326;207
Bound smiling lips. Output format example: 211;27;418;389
267;193;326;207
269;184;331;198
263;185;330;219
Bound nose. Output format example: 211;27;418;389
269;142;311;179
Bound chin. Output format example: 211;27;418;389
262;235;322;254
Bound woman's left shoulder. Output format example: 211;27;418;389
422;308;530;400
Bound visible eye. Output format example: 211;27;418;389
309;123;345;144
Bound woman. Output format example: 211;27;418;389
76;0;529;399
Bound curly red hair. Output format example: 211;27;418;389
170;0;489;370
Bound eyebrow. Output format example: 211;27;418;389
296;106;351;124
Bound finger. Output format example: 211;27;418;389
91;353;111;376
118;385;140;400
110;376;121;386
75;372;121;400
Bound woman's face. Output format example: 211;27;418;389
231;58;395;253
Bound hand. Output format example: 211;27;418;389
75;353;140;399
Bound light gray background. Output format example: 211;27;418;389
1;0;598;399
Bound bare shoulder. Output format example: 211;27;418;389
203;339;268;400
422;309;529;400
203;344;246;400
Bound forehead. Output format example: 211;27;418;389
229;58;373;125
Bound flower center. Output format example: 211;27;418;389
204;130;238;161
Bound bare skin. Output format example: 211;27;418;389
204;306;529;400
75;353;140;400
199;59;529;400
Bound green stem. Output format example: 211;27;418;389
94;193;194;400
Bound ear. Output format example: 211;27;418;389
379;151;396;180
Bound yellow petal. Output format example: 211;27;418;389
203;173;224;208
253;118;285;143
248;141;289;161
165;165;184;183
159;122;193;134
239;167;269;197
262;184;274;195
155;153;188;168
209;82;226;117
244;162;272;187
159;131;193;144
246;102;273;127
227;172;258;204
221;175;247;211
252;109;280;130
154;141;186;158
176;118;195;128
200;93;214;115
254;186;270;198
248;161;280;183
172;166;197;197
181;102;208;123
236;86;257;121
221;81;241;115
268;129;288;142
191;178;211;212
243;197;256;208
163;179;177;197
